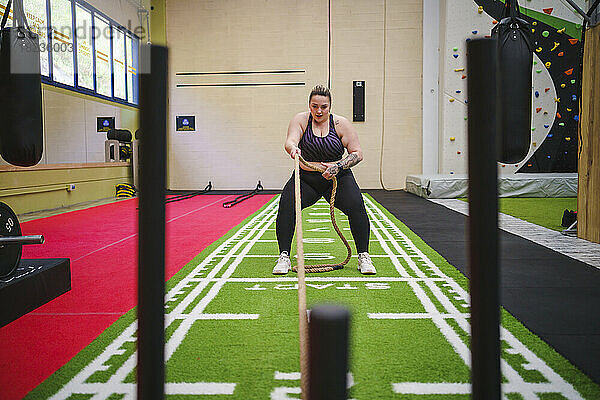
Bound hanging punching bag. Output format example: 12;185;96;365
492;0;533;164
0;0;43;167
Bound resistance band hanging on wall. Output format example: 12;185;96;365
492;0;533;164
0;0;43;167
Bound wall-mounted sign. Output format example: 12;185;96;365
176;116;196;132
97;117;115;132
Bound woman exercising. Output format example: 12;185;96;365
273;85;375;275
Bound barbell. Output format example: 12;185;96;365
0;202;44;279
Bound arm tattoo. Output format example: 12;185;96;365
336;153;361;170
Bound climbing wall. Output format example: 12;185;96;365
440;0;586;175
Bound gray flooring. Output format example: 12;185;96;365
431;198;600;270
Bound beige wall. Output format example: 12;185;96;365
166;0;423;190
41;86;139;165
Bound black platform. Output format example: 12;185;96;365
0;258;71;327
368;190;600;384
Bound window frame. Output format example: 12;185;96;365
38;0;140;107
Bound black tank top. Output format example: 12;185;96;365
298;114;345;162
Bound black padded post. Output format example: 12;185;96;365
137;44;168;400
466;38;501;400
308;304;350;400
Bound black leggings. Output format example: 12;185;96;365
276;169;370;254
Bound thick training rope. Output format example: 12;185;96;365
291;155;352;273
294;154;309;399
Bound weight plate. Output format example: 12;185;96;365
0;202;22;278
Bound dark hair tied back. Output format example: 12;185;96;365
309;85;332;104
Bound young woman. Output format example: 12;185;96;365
273;85;375;275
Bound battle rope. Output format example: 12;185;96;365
291;155;352;273
165;182;212;204
222;181;264;208
294;154;310;398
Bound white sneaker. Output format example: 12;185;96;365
272;251;291;275
357;252;376;275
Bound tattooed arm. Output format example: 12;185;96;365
321;115;363;179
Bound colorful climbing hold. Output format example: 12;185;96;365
565;137;571;141
574;115;579;121
462;75;467;79
453;47;458;51
455;68;464;72
557;28;566;34
453;54;459;58
532;21;537;26
456;90;461;93
543;7;553;14
545;88;550;92
558;51;564;57
450;137;456;141
561;84;566;88
570;79;576;84
544;111;548;115
536;108;542;113
545;62;551;68
478;6;483;14
557;112;561;118
572;95;577;100
536;69;542;73
542;31;550;37
533;60;537;65
548;134;554;137
535;91;539;98
568;38;578;45
564;68;574;75
531;127;536;131
449;98;455;102
544;124;549;128
532;143;536;148
472;30;478;34
493;20;498;24
527;163;533;167
551;42;560;51
559;122;565;126
536;47;542;52
457;151;462;154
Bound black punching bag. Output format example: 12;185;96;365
492;0;533;164
0;0;43;167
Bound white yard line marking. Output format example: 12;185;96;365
369;313;469;319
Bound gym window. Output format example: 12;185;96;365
0;0;140;106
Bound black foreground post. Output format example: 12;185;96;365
466;38;501;399
137;44;168;400
308;304;350;400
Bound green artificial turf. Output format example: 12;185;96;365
459;197;578;232
26;195;600;399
